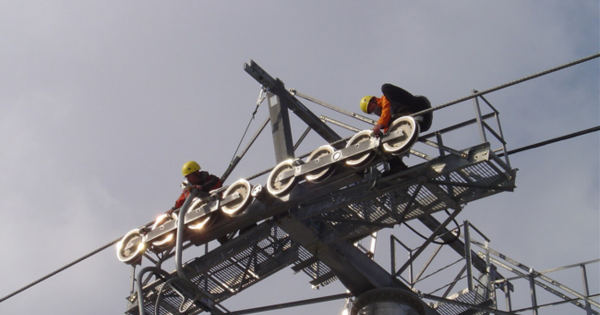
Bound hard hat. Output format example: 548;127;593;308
360;96;375;113
182;161;201;176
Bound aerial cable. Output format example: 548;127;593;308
222;86;268;182
411;52;600;118
2;57;598;306
499;125;600;157
405;125;599;245
229;86;266;159
4;120;593;302
1;128;596;307
292;53;599;123
245;125;599;181
0;237;122;304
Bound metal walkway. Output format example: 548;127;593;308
125;140;516;314
121;60;521;315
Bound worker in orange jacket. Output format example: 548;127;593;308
168;161;222;213
360;83;433;137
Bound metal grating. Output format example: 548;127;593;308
294;246;338;287
305;154;514;246
434;286;492;315
288;156;514;288
279;151;516;290
435;160;512;203
130;280;205;315
126;147;516;314
126;225;298;315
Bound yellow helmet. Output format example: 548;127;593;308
360;96;375;113
182;161;201;176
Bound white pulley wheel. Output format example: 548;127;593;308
150;213;177;249
382;116;420;155
267;159;297;196
187;197;212;231
345;130;376;167
305;145;336;183
221;179;252;216
116;229;146;264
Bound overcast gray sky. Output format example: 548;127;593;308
0;2;598;315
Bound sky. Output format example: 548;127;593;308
0;1;598;315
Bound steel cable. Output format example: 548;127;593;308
0;237;122;304
1;53;597;306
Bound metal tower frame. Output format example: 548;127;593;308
118;61;597;315
389;220;599;315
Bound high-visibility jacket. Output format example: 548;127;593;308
372;84;433;132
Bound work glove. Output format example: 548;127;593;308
166;207;177;216
184;184;202;192
192;184;208;192
197;190;210;198
372;123;384;137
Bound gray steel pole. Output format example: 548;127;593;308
175;190;198;284
351;288;425;315
581;264;592;315
464;220;474;291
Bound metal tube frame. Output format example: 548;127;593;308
122;56;600;315
464;220;474;291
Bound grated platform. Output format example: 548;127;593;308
126;142;516;314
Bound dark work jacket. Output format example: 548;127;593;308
172;171;222;210
375;83;433;132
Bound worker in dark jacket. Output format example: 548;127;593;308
168;160;222;213
165;160;233;244
360;83;433;137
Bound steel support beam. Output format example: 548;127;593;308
266;91;295;162
418;214;505;280
276;212;408;296
351;288;427;315
244;60;342;156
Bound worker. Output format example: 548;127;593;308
360;84;433;174
167;161;222;214
166;160;235;244
359;83;433;137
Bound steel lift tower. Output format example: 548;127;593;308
116;61;597;315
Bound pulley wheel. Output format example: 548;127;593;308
305;145;336;183
267;159;297;196
187;197;213;231
221;179;252;216
382;116;420;155
150;213;177;249
116;229;146;265
345;130;376;167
